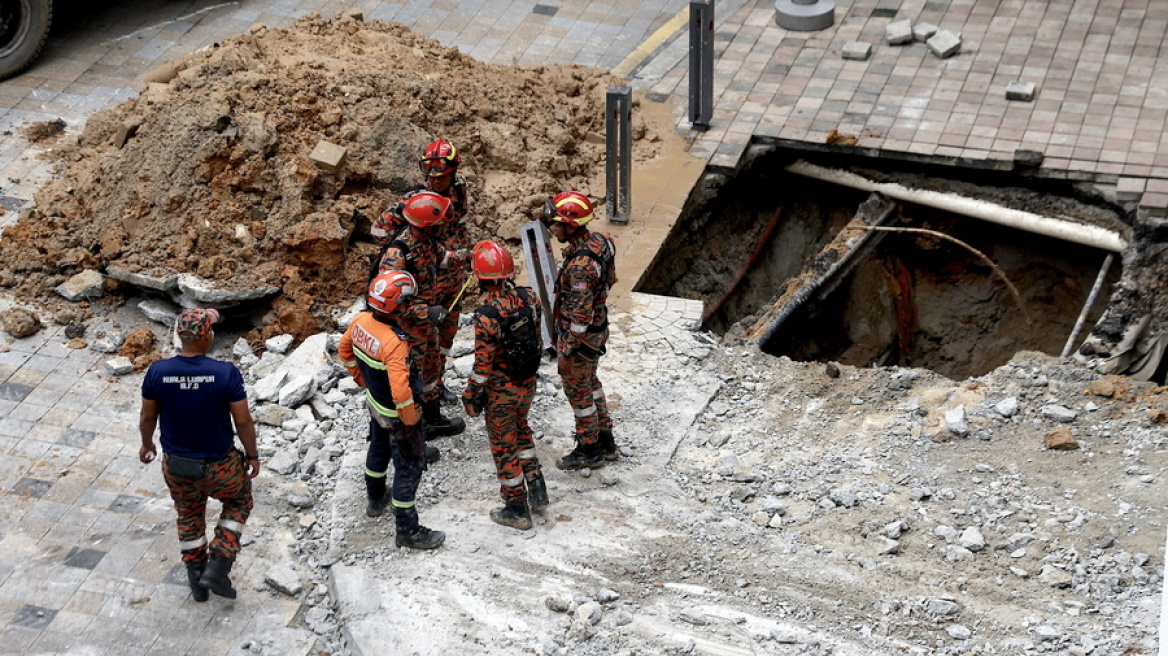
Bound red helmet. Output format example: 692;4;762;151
401;191;451;228
419;139;461;177
542;190;594;227
368;270;417;314
471;240;515;280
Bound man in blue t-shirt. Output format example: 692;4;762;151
139;307;259;602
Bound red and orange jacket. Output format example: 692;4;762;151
338;312;421;426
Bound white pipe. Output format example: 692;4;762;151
785;161;1129;253
1061;253;1114;358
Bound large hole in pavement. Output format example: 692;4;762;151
637;156;1124;380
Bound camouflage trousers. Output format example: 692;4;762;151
163;450;253;567
398;311;442;404
561;337;612;446
484;375;541;503
435;288;460;387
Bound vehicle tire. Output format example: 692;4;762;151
0;0;52;80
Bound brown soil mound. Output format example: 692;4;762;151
0;14;634;339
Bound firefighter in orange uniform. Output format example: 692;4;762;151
462;240;548;530
339;271;445;550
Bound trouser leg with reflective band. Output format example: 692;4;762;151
165;451;253;565
486;376;538;503
562;350;610;446
399;312;442;404
366;419;426;533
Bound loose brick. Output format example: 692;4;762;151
1006;81;1036;101
841;41;872;61
927;30;961;58
886;19;913;45
310;141;347;173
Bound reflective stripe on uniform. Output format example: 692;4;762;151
396;397;416;410
342;359;358;369
365;391;399;418
501;474;524;488
470;373;488;384
592;388;605;400
518;448;537;460
570;322;588;334
179;536;208;550
423;381;438;392
217;518;246;534
573;404;597;418
392;497;416;509
366;468;388;478
354;348;388;371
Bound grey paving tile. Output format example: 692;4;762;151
11;478;52;499
62;547;107;570
10;604;57;629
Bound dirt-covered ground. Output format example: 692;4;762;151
0;14;659;340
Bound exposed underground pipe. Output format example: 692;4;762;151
1061;253;1114;358
785;161;1129;253
702;204;785;324
751;194;897;344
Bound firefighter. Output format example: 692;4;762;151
462;240;548;530
371;139;471;406
338;271;446;550
375;191;466;438
541;191;619;469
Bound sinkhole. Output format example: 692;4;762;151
638;153;1126;380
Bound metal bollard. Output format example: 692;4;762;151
605;85;632;224
689;0;714;129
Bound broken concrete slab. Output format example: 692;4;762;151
103;356;134;376
137;298;179;326
106;265;178;291
176;273;280;304
55;270;104;302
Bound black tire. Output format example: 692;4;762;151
0;0;52;80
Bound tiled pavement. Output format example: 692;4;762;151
1;0;1167;652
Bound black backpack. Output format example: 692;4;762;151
479;288;541;381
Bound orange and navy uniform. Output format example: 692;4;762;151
338;311;421;428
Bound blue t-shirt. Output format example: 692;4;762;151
141;355;247;459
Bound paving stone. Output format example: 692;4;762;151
913;22;938;42
842;42;872;61
61;547;106;570
1006;81;1036;102
927;30;961;58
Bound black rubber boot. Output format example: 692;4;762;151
366;490;390;518
556;440;605;470
187;564;209;602
527;473;549;511
198;554;237;599
424;444;441;464
490;500;533;530
395;526;446;550
423;400;465;438
599;429;619;461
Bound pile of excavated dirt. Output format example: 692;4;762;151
0;14;660;339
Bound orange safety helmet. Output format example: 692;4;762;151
368;270;417;314
401;191;452;228
541;190;594;227
471;240;515;280
419;139;462;177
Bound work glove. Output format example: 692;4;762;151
426;305;449;325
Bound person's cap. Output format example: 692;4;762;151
175;307;220;340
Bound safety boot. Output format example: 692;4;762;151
599;429;619;461
556;440;605;470
366;490;390;518
395;526;446;550
197;554;237;599
424;443;441;464
490;500;533;530
527;473;549;511
423;400;465;438
186;564;209;602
